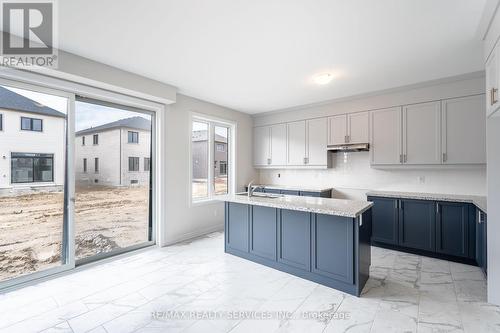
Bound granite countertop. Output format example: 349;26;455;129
250;184;333;192
366;190;487;213
220;194;372;218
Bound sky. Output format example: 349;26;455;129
3;85;150;131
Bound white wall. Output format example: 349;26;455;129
163;94;256;245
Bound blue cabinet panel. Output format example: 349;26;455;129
250;206;277;260
368;197;399;245
399;199;436;252
312;214;354;284
278;209;311;270
280;189;300;196
436;202;469;257
225;203;249;253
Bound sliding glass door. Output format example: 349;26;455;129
0;82;71;286
74;98;154;263
0;76;158;290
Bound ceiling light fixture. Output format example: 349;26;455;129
313;73;334;85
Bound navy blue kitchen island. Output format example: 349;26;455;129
222;194;373;296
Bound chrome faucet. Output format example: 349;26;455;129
247;180;261;197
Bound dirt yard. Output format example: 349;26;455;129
0;186;149;282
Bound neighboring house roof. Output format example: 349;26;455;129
192;130;228;143
76;116;151;136
0;85;66;118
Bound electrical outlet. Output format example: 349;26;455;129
277;173;281;178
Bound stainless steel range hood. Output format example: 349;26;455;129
327;143;369;152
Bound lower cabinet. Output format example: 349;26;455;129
369;196;479;263
436;202;469;258
399;199;436;252
312;214;354;284
278;209;311;270
225;202;249;253
250;206;277;260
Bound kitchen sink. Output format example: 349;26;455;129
236;192;284;199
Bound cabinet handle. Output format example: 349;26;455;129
344;135;348;143
359;214;363;227
395;200;398;210
478;210;483;224
267;158;271;165
436;204;439;214
303;157;308;164
404;154;407;163
347;135;350;143
442;153;447;163
491;88;498;106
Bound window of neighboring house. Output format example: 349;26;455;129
219;161;227;175
83;158;87;173
93;134;98;145
128;131;139;143
82;136;85;145
128;157;139;172
11;153;54;183
144;157;150;172
21;117;43;132
0;114;3;131
94;157;99;173
191;117;232;201
216;143;225;152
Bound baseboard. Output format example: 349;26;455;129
162;224;224;246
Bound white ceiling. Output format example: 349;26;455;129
58;0;487;114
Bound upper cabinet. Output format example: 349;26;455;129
255;118;327;168
486;45;499;117
287;121;306;165
328;115;347;145
371;107;402;165
403;101;441;165
270;124;287;166
254;126;270;166
253;124;287;167
328;112;369;145
371;97;486;166
442;95;486;164
348;112;370;144
306;118;328;166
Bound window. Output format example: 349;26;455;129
0;114;3;130
219;161;227;175
93;134;98;145
144;157;150;172
128;131;139;143
11;153;54;183
82;136;85;145
128;157;139;172
216;143;225;152
94;158;99;173
83;158;87;173
20;117;43;132
191;117;232;201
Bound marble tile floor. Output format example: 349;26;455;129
0;231;498;333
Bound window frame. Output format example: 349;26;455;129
93;134;98;145
144;157;150;172
128;131;139;143
83;158;87;173
11;152;54;184
20;116;43;132
128;156;140;172
82;136;85;146
0;113;3;131
94;157;99;173
189;113;235;205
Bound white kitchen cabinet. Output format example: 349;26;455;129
486;45;499;117
328;115;347;145
287;121;306;165
270;123;287;166
347;112;369;144
253;126;270;166
442;95;486;164
403;101;441;165
306;118;327;166
371;107;402;165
